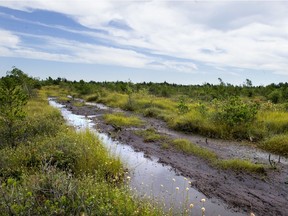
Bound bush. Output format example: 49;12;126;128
213;97;258;128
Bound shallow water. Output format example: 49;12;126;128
49;99;246;216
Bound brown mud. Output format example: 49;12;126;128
63;100;288;216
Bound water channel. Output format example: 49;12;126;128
49;99;246;216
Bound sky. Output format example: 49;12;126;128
0;0;288;85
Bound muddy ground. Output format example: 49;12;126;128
63;100;288;216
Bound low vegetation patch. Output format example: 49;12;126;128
104;112;143;128
170;139;265;174
0;70;164;215
217;159;265;174
135;128;165;142
171;139;218;161
260;134;288;157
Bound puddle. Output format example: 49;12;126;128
49;99;246;216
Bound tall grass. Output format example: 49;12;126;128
261;134;288;157
74;88;288;158
0;91;164;215
257;111;288;135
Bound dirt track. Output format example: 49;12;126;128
64;100;288;216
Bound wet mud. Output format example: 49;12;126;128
62;100;288;216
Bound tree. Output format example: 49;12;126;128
0;75;28;147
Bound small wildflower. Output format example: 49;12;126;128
126;176;131;180
201;198;206;203
176;187;179;190
172;178;176;182
184;177;187;180
186;187;189;191
189;203;194;208
250;213;255;216
201;207;205;212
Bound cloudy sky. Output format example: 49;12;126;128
0;0;287;85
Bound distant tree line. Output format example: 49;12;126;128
40;76;288;104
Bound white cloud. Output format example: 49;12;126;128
1;0;288;75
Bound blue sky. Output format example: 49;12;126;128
0;1;288;85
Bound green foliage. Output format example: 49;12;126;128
214;97;258;128
0;75;28;147
177;97;189;114
0;92;163;215
104;113;143;128
268;90;282;104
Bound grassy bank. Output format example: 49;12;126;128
0;92;164;215
83;89;288;157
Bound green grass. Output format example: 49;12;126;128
171;139;218;161
217;159;265;174
258;111;288;134
260;134;288;157
0;91;164;215
104;112;143;127
135;128;165;142
82;88;288;149
170;139;265;174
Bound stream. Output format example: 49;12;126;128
49;99;246;216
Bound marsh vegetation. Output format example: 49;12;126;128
1;68;287;215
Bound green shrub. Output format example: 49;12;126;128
213;97;258;128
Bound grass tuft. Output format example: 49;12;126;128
171;139;218;161
135;128;165;142
217;159;266;174
261;134;288;157
104;112;143;127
